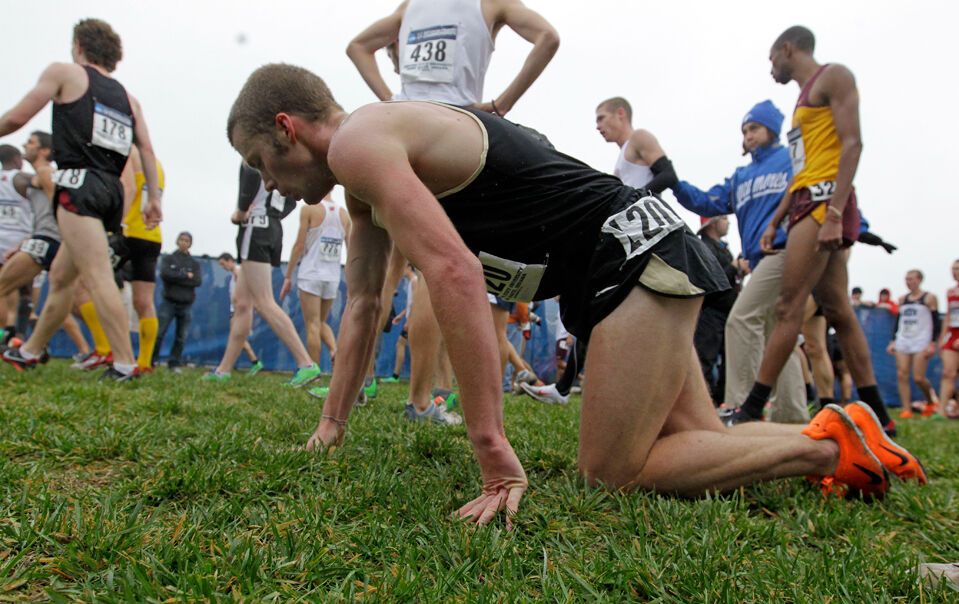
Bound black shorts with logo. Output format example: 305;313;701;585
559;193;730;340
236;216;282;267
53;168;124;234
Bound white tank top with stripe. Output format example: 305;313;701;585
299;201;345;282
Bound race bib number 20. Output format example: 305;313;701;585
479;252;545;303
401;25;458;84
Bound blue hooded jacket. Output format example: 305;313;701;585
673;143;791;270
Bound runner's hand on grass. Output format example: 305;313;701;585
457;440;528;530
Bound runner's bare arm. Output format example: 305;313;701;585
281;206;316;300
0;63;68;136
475;0;559;115
629;129;665;165
307;194;391;449
346;3;408;101
823;64;861;214
329;133;527;526
120;157;136;220
128;95;162;226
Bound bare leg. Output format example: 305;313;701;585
802;309;834;397
408;275;442;411
491;304;510;376
392;334;407;376
32;212;135;365
242;340;258;363
578;287;837;495
435;340;454;391
940;349;958;405
300;289;322;363
320;297;336;361
910;352;935;403
755;218;830;387
216;269;255;373
243;262;313;367
21;245;80;357
61;315;90;354
894;352;913;408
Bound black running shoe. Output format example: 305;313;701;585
99;367;139;382
2;347;39;372
720;407;762;427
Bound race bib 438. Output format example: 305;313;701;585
401;25;458;84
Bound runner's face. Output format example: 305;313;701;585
905;272;920;291
595;108;622;142
769;45;791;84
23;135;40;163
741;122;771;152
953;262;959;283
234;127;335;205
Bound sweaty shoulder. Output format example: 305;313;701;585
814;63;856;100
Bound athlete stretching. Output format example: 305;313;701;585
226;64;925;525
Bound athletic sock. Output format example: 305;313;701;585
741;382;772;418
79;302;111;356
113;362;136;376
857;385;892;425
137;317;158;369
392;373;399;379
805;383;818;404
819;397;835;410
19;347;40;361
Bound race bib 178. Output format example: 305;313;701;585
53;168;87;190
92;101;133;156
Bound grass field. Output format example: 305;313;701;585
1;361;958;602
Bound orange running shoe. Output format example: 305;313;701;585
801;404;889;500
898;409;914;419
845;401;928;485
921;403;937;417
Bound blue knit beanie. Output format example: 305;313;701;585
742;100;784;139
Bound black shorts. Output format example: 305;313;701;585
114;236;161;282
560;195;729;339
54;168;124;234
236;217;282;267
20;236;60;270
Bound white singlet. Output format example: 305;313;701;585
895;292;934;354
613;142;654;189
248;180;286;218
394;0;494;106
298;201;345;283
0;170;34;257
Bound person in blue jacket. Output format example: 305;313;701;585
670;100;808;423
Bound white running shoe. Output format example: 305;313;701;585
514;369;536;385
404;402;463;425
520;382;569;405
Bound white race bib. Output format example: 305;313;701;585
244;215;269;229
0;205;23;225
92;101;133;156
401;25;458;84
808;180;836;202
787;127;805;174
53;169;87;190
20;238;50;260
318;236;342;263
269;191;286;213
601;195;685;262
950;306;959;328
900;309;918;338
478;252;545;303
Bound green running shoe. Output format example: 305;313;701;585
307;386;329;399
364;378;378;399
247;360;263;376
381;375;400;383
202;370;231;382
287;363;322;387
444;391;459;411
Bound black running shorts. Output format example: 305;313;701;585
236;216;282;267
53;168;124;234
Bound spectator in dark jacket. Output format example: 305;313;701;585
154;231;202;371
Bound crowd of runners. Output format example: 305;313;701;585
1;1;956;526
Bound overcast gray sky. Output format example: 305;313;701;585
3;0;956;300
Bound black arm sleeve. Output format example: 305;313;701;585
858;230;897;254
645;156;678;194
892;312;900;340
237;163;263;211
932;311;942;341
279;196;297;219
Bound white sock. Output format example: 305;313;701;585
20;347;40;361
114;362;136;375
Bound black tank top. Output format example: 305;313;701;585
438;106;638;300
52;66;134;175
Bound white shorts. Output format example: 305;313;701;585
298;278;339;300
894;339;930;355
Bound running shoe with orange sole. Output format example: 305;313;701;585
801;404;889;501
898;408;914;419
845;401;928;485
